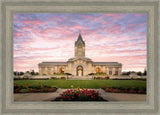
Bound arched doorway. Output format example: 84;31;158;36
77;66;83;76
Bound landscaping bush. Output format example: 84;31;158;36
105;76;110;80
101;86;146;94
14;78;21;80
14;77;29;80
43;85;51;88
51;77;57;79
132;78;146;81
14;82;57;93
95;72;106;75
29;78;49;80
61;77;66;79
94;77;100;79
53;73;66;75
88;73;95;75
94;76;110;80
20;89;28;93
134;87;139;93
94;77;103;79
65;73;72;75
118;87;125;90
35;85;41;89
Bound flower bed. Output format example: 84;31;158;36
14;83;57;93
101;86;146;94
55;88;106;101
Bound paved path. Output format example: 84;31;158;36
98;89;146;101
14;89;146;102
14;89;67;101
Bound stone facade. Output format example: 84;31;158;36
38;33;122;76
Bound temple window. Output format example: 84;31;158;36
59;68;64;73
96;67;101;73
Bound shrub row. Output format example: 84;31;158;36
101;86;146;94
50;77;66;79
131;78;146;81
14;83;57;93
14;78;49;80
94;76;110;80
14;85;55;90
110;78;146;80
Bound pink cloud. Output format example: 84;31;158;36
13;13;146;72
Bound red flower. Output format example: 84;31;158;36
14;83;17;86
24;84;26;87
26;83;28;86
38;82;40;84
59;88;101;101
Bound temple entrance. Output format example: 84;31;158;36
77;66;83;76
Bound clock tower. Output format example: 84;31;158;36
75;31;85;57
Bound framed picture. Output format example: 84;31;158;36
0;0;159;114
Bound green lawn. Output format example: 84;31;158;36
14;80;146;89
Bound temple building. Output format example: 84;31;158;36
38;32;122;76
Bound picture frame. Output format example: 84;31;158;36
0;0;159;114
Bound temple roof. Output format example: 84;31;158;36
93;62;122;66
67;57;92;62
75;33;85;45
39;62;67;66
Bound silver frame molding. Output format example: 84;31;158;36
0;0;159;114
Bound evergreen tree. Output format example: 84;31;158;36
143;68;147;76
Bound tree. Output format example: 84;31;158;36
126;71;131;75
30;70;35;75
14;71;19;76
137;71;142;76
143;68;147;76
26;71;30;73
14;71;17;76
19;72;24;75
35;72;39;75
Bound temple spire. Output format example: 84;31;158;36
75;30;85;45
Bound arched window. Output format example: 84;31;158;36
115;68;119;75
109;68;112;75
48;70;51;75
42;68;46;75
59;68;64;73
47;67;51;75
96;67;101;73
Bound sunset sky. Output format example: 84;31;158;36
14;13;147;72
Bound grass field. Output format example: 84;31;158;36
14;80;146;89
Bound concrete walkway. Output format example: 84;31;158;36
98;89;146;101
14;89;67;101
14;89;146;102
